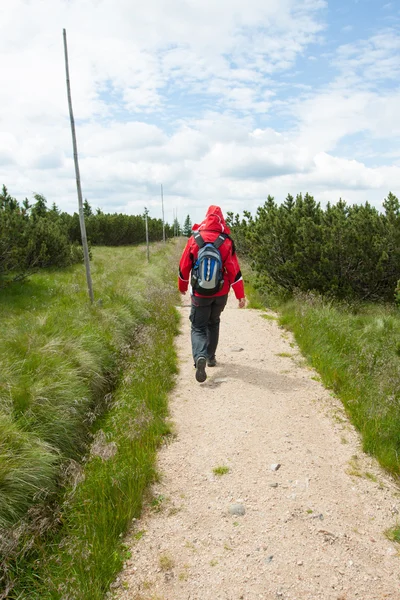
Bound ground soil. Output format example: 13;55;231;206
114;294;400;600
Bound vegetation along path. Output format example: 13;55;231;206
114;294;400;600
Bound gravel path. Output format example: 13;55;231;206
114;295;400;600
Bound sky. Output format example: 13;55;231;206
0;0;399;226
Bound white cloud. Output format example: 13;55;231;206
0;0;398;226
1;0;326;121
293;28;400;158
80;122;166;156
334;29;400;86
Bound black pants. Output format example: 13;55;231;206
189;294;228;364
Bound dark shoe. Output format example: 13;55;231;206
207;356;217;367
195;356;207;382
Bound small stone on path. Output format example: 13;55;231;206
311;513;324;520
270;463;281;471
230;346;244;352
228;503;246;516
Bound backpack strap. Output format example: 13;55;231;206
213;233;228;249
193;232;228;248
193;232;205;248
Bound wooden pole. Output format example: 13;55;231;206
63;28;94;304
161;183;165;243
144;207;150;262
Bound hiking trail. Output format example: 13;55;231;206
114;294;399;600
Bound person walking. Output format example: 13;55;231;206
178;205;246;382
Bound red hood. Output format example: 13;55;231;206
192;205;231;234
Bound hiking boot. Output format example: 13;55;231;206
195;356;207;383
207;356;217;367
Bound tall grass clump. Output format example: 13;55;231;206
279;293;400;476
0;240;182;598
0;416;58;527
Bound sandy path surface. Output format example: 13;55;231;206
115;294;400;600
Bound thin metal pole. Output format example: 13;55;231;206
63;28;94;304
144;208;150;262
161;183;165;243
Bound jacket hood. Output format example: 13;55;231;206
192;205;231;234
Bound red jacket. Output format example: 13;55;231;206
178;206;245;299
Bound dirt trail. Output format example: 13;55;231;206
115;294;399;600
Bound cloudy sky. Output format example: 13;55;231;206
1;0;399;225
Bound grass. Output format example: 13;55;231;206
212;465;230;476
346;455;363;478
261;313;277;321
385;526;400;544
209;559;219;567
151;494;166;512
159;553;175;571
178;566;189;581
0;240;183;599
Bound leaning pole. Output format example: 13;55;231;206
63;28;94;304
161;183;166;243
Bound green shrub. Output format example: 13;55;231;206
230;192;400;303
0;186;85;286
25;218;72;268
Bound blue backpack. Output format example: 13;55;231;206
191;232;227;295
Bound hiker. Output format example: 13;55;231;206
178;205;246;383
